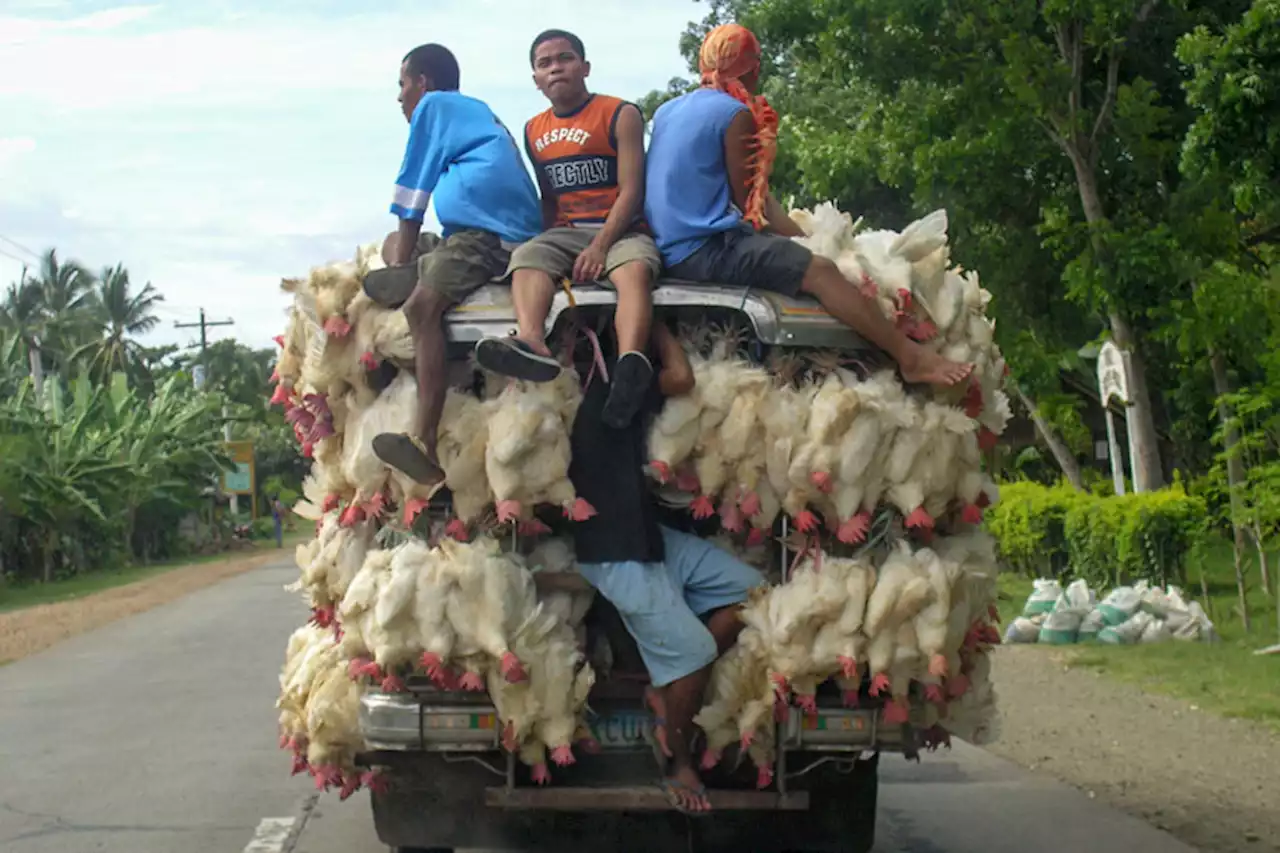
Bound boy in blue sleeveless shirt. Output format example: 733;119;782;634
645;25;973;389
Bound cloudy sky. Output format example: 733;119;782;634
0;0;703;352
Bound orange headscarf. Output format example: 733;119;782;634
699;23;778;230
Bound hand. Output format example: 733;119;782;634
572;240;608;283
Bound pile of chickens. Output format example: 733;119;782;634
269;201;1010;797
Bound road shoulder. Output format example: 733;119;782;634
987;644;1280;853
0;547;291;665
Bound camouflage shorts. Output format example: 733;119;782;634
411;229;512;304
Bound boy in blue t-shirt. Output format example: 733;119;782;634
365;43;543;487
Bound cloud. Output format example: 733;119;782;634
0;1;707;351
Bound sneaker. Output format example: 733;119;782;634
475;336;562;382
602;351;654;429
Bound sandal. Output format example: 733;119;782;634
371;433;445;486
659;777;712;817
475;336;562;383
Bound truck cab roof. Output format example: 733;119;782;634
442;278;873;352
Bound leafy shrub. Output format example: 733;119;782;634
986;481;1206;587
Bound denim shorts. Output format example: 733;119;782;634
667;227;813;298
577;526;766;687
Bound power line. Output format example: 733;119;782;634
0;234;40;263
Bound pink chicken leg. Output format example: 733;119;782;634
836;512;871;544
882;698;910;725
563;498;597;522
719;499;745;532
403;497;431;525
690;494;715;520
322;315;351;337
531;763;551;786
809;471;834;494
443;518;470;541
550;745;575;767
458;671;486;692
869;673;891;698
794;510;820;533
500;652;528;684
495;500;522;524
648;460;673;483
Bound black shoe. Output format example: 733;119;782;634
475;336;562;382
602;351;654;429
366;360;400;394
371;433;445;486
363;264;419;309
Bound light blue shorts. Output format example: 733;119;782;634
578;526;766;688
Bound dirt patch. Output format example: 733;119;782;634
0;551;283;665
988;645;1280;853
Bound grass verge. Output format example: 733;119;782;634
997;539;1280;733
0;531;307;614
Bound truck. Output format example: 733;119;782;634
356;279;929;853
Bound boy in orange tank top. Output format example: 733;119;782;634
474;30;662;429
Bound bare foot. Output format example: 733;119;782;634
899;345;972;387
645;687;672;758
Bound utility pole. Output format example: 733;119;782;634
174;308;234;384
175;309;238;513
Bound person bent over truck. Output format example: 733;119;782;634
567;320;766;815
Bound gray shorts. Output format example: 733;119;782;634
507;226;662;284
668;228;813;297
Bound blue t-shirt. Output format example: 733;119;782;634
391;91;542;244
643;88;750;266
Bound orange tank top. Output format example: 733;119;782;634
524;94;640;228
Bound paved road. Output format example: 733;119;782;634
0;558;1195;853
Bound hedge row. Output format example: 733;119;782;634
985;482;1206;588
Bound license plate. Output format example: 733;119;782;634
424;713;496;731
590;711;649;749
802;714;867;733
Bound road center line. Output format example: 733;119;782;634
242;817;297;853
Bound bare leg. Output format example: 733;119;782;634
511;267;557;357
380;231;398;266
704;605;746;654
401;286;449;484
607;261;653;355
662;667;713;812
799;256;971;386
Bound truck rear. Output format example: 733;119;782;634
356;279;919;853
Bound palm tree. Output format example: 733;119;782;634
73;263;165;384
0;272;46;393
26;249;98;378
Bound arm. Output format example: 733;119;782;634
724;109;755;216
653;323;695;397
724;111;806;237
764;192;806;238
389;98;447;264
573;104;647;282
592;104;645;251
524;125;560;230
536;169;559;231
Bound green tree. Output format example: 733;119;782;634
73;263;165;385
